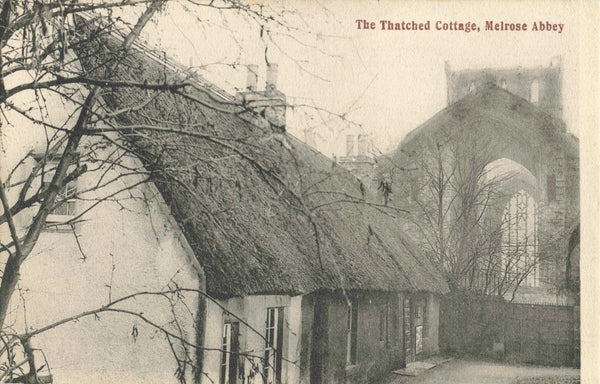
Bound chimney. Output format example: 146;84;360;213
346;134;355;156
238;63;286;130
246;64;258;91
266;63;278;92
357;134;370;156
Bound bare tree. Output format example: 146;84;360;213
388;127;548;297
0;2;377;383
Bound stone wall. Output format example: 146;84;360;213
440;292;579;367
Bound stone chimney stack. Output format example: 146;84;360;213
237;63;286;130
338;132;375;188
266;63;278;92
246;64;258;91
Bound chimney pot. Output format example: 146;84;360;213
246;64;258;91
266;63;279;91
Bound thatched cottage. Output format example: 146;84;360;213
77;16;450;384
0;16;448;384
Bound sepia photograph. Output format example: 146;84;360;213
0;1;596;384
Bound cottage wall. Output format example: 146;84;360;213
347;294;404;383
303;291;408;384
423;293;441;355
202;294;302;384
16;183;201;384
1;87;202;384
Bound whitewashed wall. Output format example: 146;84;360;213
0;79;203;384
202;295;303;384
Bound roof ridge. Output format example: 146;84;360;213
77;11;236;103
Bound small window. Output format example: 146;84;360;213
547;174;556;202
468;82;476;92
44;179;77;217
530;80;540;104
346;301;358;365
500;79;507;89
35;156;79;222
379;301;390;348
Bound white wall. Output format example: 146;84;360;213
202;294;303;384
0;84;203;384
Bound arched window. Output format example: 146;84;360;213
501;190;539;287
530;80;540;104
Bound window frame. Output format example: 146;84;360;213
530;79;540;104
220;321;240;384
33;154;80;224
378;300;391;348
43;178;77;221
501;190;539;288
346;300;358;366
264;307;284;384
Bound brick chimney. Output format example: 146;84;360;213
238;64;286;130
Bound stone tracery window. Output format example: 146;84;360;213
501;190;539;287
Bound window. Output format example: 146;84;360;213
530;80;540;104
220;322;239;384
36;156;79;221
501;190;539;287
468;82;475;92
346;301;358;365
264;307;284;384
44;179;77;217
379;301;390;348
500;79;507;89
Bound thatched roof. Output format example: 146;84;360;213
75;20;449;299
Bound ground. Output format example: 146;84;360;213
378;359;580;384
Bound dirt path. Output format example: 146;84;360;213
380;359;580;384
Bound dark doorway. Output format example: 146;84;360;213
310;297;328;384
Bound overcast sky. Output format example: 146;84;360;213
131;0;580;156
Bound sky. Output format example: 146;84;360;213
127;0;581;157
